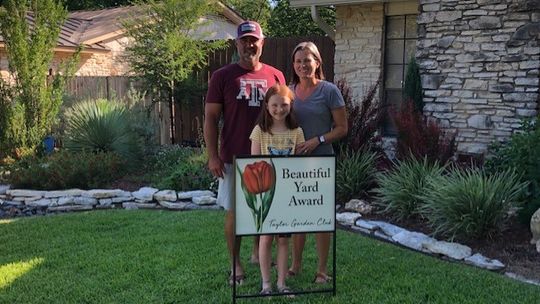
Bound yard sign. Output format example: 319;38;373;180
234;155;335;236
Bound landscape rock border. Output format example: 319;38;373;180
0;185;221;217
337;209;539;287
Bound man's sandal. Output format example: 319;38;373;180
228;273;245;286
313;272;332;284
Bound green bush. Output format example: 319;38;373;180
374;157;445;221
419;168;528;241
7;150;127;190
336;149;378;202
64;99;142;161
485;118;540;224
147;145;215;191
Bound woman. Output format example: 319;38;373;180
288;41;347;283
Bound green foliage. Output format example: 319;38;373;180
374;157;446;221
123;0;226;143
224;0;271;32
63;0;135;10
0;0;78;156
485;118;540;224
336;149;378;203
63;99;142;161
7;150;127;190
419;168;528;241
267;0;335;37
147;145;216;191
403;56;423;113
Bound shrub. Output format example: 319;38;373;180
374;157;445;221
335;78;385;155
147;145;216;191
419;168;528;241
336;149;378;203
64;99;142;161
403;56;423;113
392;99;456;164
485;118;540;224
7;150;127;190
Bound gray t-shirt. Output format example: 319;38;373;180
292;80;345;155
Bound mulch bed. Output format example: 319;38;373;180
363;212;540;282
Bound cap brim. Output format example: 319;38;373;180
237;33;264;39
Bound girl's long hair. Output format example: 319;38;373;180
290;41;325;85
256;84;299;134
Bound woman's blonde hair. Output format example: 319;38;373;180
290;41;325;84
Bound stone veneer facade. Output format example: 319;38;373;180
335;0;539;154
418;0;539;154
335;4;384;102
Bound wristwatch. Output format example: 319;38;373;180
318;135;326;144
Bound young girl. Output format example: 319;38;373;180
249;84;305;296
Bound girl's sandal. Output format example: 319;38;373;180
259;287;273;296
313;272;332;284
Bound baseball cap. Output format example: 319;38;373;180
237;21;264;39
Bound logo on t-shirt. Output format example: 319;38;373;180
236;79;268;107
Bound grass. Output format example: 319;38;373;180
0;210;539;304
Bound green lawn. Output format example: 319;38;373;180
0;210;539;304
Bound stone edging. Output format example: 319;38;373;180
0;185;221;217
336;211;540;287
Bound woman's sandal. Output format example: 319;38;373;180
313;272;333;284
228;273;245;286
277;286;295;298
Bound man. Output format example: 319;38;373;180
204;21;285;286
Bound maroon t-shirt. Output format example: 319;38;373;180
206;63;285;163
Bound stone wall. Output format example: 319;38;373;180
417;0;540;154
334;4;384;102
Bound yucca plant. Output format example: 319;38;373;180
64;99;141;160
336;149;378;203
419;168;528;241
374;157;445;221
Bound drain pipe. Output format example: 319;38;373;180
310;5;335;41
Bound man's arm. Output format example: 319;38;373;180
204;102;224;178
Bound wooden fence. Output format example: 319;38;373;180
63;36;335;145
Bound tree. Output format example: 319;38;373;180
122;0;225;144
63;0;134;10
223;0;271;33
403;56;423;113
0;0;78;158
267;0;335;37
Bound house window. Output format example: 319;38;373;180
383;14;417;135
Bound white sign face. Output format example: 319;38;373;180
235;156;335;236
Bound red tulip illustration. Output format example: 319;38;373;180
237;160;276;232
243;161;274;194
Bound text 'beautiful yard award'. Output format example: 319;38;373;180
235;156;335;235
